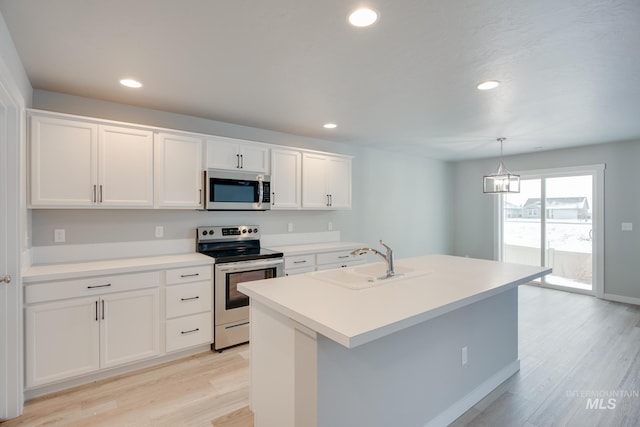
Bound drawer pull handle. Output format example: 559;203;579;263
88;283;112;289
180;273;200;278
180;296;200;301
181;328;200;335
95;301;98;321
338;255;350;259
293;260;307;264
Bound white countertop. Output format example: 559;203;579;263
267;241;367;256
23;253;214;283
238;254;551;348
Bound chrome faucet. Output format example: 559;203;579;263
351;240;397;279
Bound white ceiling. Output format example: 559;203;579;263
1;0;639;160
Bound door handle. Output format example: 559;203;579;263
99;185;103;203
236;154;240;168
240;154;244;169
92;185;97;203
0;275;11;284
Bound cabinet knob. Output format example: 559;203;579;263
0;275;11;284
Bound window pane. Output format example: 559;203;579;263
503;179;542;268
545;175;593;291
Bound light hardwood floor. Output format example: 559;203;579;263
452;285;640;427
1;345;253;427
2;285;639;427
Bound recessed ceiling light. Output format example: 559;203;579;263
120;78;142;88
476;80;500;90
348;8;378;27
323;123;337;129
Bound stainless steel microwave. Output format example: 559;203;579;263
203;169;271;211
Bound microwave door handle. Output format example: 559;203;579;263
258;180;264;207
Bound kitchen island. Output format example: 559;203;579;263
238;254;550;427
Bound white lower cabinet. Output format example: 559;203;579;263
24;260;214;392
25;287;160;388
26;297;100;387
283;247;367;276
100;289;160;369
166;312;212;353
164;265;213;353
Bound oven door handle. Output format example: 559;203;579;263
216;258;284;273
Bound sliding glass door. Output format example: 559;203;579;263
500;166;604;295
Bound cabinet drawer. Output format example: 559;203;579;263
166;265;212;285
165;281;212;319
25;271;161;304
316;259;366;271
316;250;365;266
284;266;316;276
165;312;212;353
284;254;315;269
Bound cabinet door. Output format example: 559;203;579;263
30;115;98;207
327;156;352;209
240;142;270;173
100;288;160;369
205;136;240;170
25;297;100;387
302;152;329;209
98;125;154;207
271;149;301;209
155;132;203;208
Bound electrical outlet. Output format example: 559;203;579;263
622;222;633;231
155;226;164;238
54;229;66;243
287;223;293;233
328;221;333;231
461;346;468;366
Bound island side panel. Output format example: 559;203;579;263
317;287;519;427
250;300;318;427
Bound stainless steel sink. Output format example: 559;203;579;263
311;263;429;290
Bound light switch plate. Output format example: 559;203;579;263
287;223;294;233
622;222;633;231
155;226;164;238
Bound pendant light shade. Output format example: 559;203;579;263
483;138;520;194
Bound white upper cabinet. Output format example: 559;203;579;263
302;153;352;210
270;148;301;209
205;135;270;173
29;110;353;211
154;132;203;208
98;125;154;207
30;115;98;207
29;113;154;208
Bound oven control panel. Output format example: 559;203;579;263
197;225;260;242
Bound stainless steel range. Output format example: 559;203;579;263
196;225;283;351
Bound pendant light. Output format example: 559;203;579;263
483;137;520;194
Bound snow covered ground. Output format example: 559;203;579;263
504;219;592;254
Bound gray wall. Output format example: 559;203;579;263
452;139;640;300
30;90;453;259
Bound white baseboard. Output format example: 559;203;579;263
603;293;640;306
24;344;211;400
424;359;520;427
31;238;196;265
